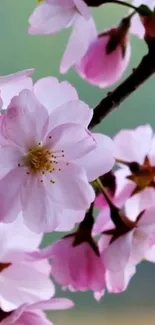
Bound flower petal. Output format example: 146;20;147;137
46;123;96;160
29;2;75;35
2;90;48;149
0;261;54;311
76;133;115;181
47;100;93;130
0;213;43;262
114;125;153;164
30;298;74;311
0;69;34;111
106;263;136;293
34;77;78;114
0;168;26;223
60;15;97;73
103;231;134;272
44;162;95;210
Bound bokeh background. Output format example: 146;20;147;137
1;1;155;324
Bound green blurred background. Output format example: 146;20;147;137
1;1;155;323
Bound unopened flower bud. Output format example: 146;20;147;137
75;18;131;88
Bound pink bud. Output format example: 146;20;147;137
76;23;131;88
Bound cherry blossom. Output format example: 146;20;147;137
0;74;114;233
114;124;155;219
29;0;97;73
0;298;74;325
0;214;54;312
95;205;155;293
36;235;106;294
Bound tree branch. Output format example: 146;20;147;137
89;42;155;129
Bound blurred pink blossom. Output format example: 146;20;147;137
0;214;54;312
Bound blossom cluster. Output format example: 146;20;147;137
1;0;155;324
29;0;154;88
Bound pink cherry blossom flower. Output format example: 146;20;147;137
37;235;106;293
0;214;54;312
0;298;74;325
130;0;155;38
29;0;97;73
98;206;155;294
114;124;155;219
75;22;131;88
0;74;114;233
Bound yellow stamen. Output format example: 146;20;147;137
24;145;53;174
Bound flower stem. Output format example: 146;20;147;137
107;0;138;11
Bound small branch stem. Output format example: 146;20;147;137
106;0;138;11
84;0;138;10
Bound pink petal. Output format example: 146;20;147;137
125;188;155;221
0;146;23;169
0;261;54;311
29;2;75;35
0;168;26;223
34;77;78;114
94;290;105;301
145;244;155;262
106;263;136;293
148;133;155;165
60;15;97;73
21;176;59;233
114;168;136;208
47;100;93;130
30;298;74;311
114;125;153;164
0;69;34;111
46;123;96;160
76;133;115;181
103;231;134;272
18;310;52;325
74;0;90;18
44;162;95;210
68;242;105;291
138;207;155;227
5;89;48;147
92;206;114;236
0;213;42;262
55;208;85;231
131;228;151;264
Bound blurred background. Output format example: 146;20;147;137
1;1;155;324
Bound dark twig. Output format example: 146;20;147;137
89;39;155;129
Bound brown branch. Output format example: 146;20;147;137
89;40;155;129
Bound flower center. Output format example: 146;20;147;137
117;156;155;195
24;145;52;174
